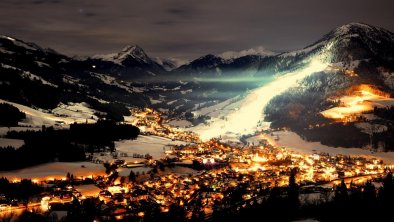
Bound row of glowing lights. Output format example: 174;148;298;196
238;149;391;183
18;145;394;214
10;175;97;184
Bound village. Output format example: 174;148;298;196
0;108;393;221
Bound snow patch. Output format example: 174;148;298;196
280;41;326;57
252;131;394;164
167;119;193;128
150;98;162;104
0;138;24;149
35;61;50;68
52;102;98;121
218;46;276;60
115;135;187;160
167;100;178;105
180;89;192;94
0;162;105;181
0;99;97;127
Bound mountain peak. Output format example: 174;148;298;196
121;44;144;54
338;22;373;30
0;34;40;50
0;35;16;41
325;22;394;41
93;44;152;65
0;34;60;55
322;22;394;63
116;44;149;62
332;22;385;37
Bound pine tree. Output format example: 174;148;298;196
363;180;376;203
379;171;394;207
335;179;348;203
129;170;136;183
288;168;300;209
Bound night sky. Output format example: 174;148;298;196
0;0;393;59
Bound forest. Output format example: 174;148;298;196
0;120;140;170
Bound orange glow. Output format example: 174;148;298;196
251;153;268;163
344;70;358;77
321;84;393;122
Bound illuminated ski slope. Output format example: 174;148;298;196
193;57;329;141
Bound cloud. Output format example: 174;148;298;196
166;8;187;15
153;20;177;26
31;0;63;4
0;0;392;59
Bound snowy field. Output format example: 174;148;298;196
0;135;189;180
0;99;97;127
0;162;105;181
115;135;187;160
0;138;24;148
0;126;41;136
192;95;243;118
51;102;98;122
118;166;152;177
247;131;394;164
75;184;101;197
167;119;193;128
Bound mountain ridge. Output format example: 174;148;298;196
1;22;393;123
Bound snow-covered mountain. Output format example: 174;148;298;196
93;44;155;66
0;35;151;115
264;22;394;150
1;22;393;130
279;23;394;64
87;44;166;80
319;22;394;63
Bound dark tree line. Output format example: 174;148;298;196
0;120;139;170
370;106;394;150
0;103;26;126
0;177;43;202
69;119;139;144
211;171;394;222
373;106;394;121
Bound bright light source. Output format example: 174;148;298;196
321;84;393;122
195;57;329;141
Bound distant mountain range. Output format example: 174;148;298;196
1;23;394;148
